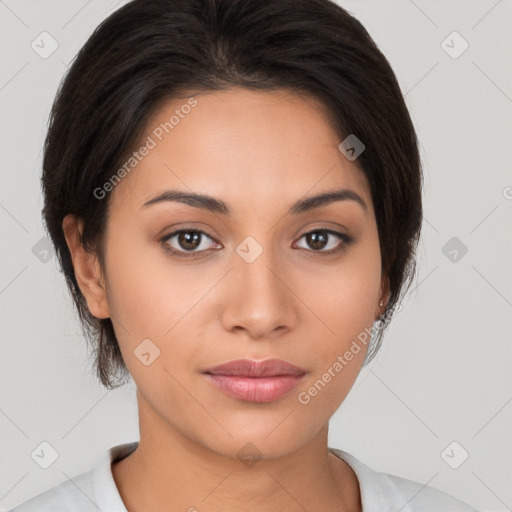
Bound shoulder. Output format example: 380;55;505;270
9;441;139;512
6;469;95;512
6;441;137;512
370;470;480;511
330;448;482;512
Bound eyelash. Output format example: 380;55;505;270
159;227;354;259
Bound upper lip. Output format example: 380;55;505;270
204;358;306;377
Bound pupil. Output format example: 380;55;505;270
179;231;200;251
308;231;327;250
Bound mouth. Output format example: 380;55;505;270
203;358;307;403
204;358;306;377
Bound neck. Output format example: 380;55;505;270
111;392;361;512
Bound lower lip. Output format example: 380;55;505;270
204;374;304;403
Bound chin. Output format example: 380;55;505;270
195;414;319;461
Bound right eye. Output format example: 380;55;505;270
160;228;222;259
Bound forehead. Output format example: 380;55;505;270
111;87;373;218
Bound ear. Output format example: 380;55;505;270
375;274;390;320
62;214;111;319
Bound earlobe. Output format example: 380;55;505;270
376;275;390;320
62;214;111;319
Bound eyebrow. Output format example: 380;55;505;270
141;187;368;215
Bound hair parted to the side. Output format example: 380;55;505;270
42;0;423;389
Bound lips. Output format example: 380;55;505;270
204;358;306;377
203;359;307;403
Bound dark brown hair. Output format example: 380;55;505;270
42;0;423;389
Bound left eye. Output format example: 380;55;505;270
294;229;353;254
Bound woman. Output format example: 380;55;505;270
9;0;481;510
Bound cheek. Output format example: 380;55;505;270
102;230;220;378
300;244;381;343
293;237;381;409
294;264;379;416
103;228;188;333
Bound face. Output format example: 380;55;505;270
65;86;388;459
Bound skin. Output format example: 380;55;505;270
63;86;389;512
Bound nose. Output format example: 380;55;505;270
220;242;299;340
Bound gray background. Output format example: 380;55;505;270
1;1;510;511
